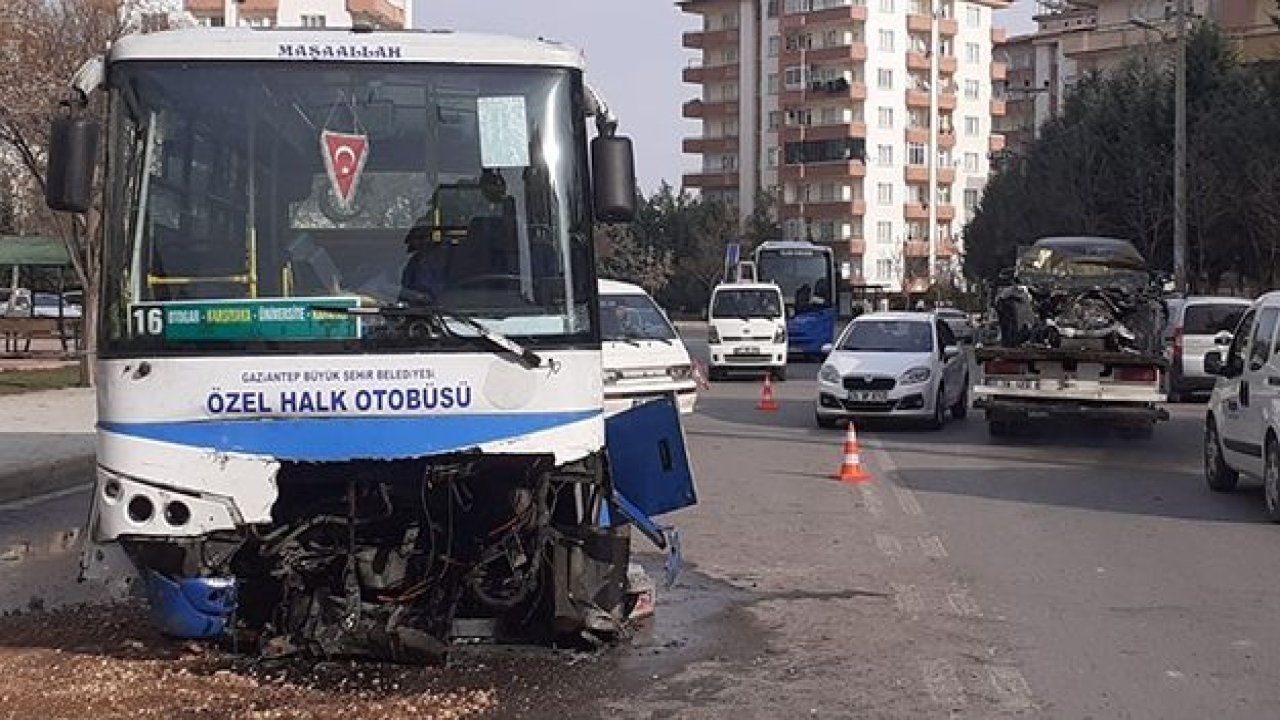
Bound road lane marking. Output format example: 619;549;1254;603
894;486;923;516
988;666;1034;710
946;589;982;618
918;534;949;559
891;583;925;614
875;533;903;558
859;484;884;517
0;483;91;513
922;658;965;707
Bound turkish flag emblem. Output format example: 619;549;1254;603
320;130;369;207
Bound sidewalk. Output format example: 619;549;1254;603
0;387;96;504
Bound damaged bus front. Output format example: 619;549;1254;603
46;28;693;662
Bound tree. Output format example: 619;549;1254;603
0;0;190;383
596;223;673;294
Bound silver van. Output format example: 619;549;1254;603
1164;296;1252;401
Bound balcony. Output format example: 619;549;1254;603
938;166;956;184
782;81;866;105
939;55;957;74
906;52;930;71
781;4;869;29
991;61;1007;81
682;98;739;118
682;171;739;189
849;238;867;256
939;17;958;36
991;98;1007;116
683;63;739;84
184;0;226;10
905;126;929;144
781;42;868;66
992;27;1008;44
906;89;930;108
682;27;739;49
347;0;405;27
939;91;956;110
779;160;867;181
683;136;740;154
906;14;931;32
779;122;867;143
990;134;1006;152
938;129;956;149
937;204;956;221
903;240;930;257
904;203;929;221
937;240;959;257
905;277;931;294
781;199;866;220
904;165;929;183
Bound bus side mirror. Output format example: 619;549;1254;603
46;115;100;213
591;135;636;223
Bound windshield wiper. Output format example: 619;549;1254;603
315;303;543;369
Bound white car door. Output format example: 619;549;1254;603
1221;307;1276;477
935;319;965;406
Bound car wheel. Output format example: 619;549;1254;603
1204;417;1239;492
925;385;945;430
950;380;969;420
815;412;838;429
773;366;787;382
1265;437;1280;522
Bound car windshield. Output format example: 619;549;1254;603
1184;303;1248;335
711;289;782;319
840;320;934;352
600;293;677;341
756;248;833;309
101;61;593;356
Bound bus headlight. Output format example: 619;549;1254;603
603;369;622;384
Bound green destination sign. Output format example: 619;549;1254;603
130;298;360;341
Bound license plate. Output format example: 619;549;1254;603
849;390;888;402
735;346;760;355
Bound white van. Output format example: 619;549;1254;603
599;279;697;415
706;281;788;381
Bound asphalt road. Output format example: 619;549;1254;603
3;327;1279;718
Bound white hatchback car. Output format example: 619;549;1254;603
815;312;969;429
599;279;697;416
1202;291;1280;519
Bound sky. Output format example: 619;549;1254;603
414;1;1038;194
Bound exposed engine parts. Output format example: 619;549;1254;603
124;453;631;664
993;237;1166;356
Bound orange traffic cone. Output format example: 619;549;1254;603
833;421;873;483
757;373;779;412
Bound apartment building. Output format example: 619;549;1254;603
184;0;410;29
681;0;1009;294
995;0;1280;154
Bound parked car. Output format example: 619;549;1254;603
1203;291;1280;520
706;281;788;381
599;279;697;416
31;292;82;319
1164;295;1251;401
815;311;968;429
934;307;975;344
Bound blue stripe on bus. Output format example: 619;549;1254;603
100;411;600;461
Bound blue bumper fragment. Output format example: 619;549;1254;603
143;571;236;639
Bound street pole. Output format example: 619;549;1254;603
1173;0;1188;294
927;0;940;298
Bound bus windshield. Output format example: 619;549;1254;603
101;61;594;356
755;247;834;311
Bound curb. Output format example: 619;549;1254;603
0;454;96;506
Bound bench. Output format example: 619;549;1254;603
0;316;82;355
